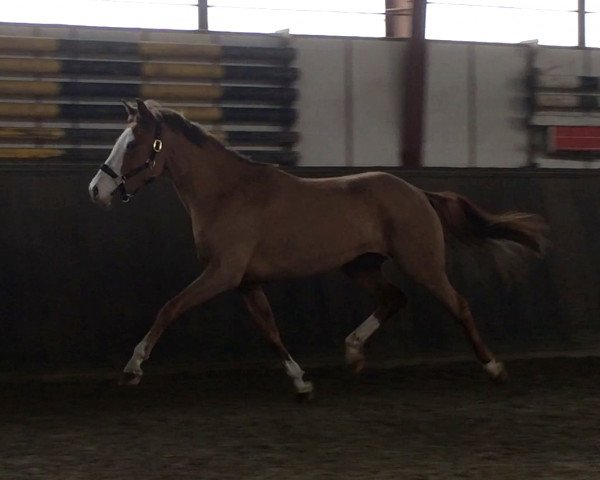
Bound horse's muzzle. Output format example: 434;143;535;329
88;183;113;210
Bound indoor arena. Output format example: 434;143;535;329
1;1;599;479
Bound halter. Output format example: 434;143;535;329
99;123;163;203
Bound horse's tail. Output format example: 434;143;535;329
424;191;549;280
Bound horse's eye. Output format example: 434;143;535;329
126;141;136;150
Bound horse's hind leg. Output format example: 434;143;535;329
385;196;507;382
420;273;507;382
240;285;313;400
343;255;407;373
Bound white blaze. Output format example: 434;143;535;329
88;127;134;205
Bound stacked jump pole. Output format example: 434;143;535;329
0;34;300;165
526;45;600;164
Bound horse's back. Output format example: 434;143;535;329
326;171;431;217
266;169;431;231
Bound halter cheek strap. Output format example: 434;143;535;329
100;123;163;203
122;137;163;182
99;163;130;203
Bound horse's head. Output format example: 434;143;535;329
89;99;167;208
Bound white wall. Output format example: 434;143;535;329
297;37;533;168
423;42;471;167
295;36;600;169
294;37;348;167
351;39;405;167
295;37;405;167
473;44;528;168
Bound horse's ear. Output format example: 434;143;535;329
136;98;153;122
121;99;136;119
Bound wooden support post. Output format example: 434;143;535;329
386;0;414;38
198;0;208;31
578;0;586;48
401;0;427;167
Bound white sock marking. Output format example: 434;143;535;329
349;315;381;343
283;358;313;394
123;338;148;376
483;359;504;377
345;315;381;363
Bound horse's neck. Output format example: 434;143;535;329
165;138;254;215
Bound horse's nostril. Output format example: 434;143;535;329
92;185;99;198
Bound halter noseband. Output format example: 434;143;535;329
100;123;163;203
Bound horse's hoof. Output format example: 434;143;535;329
490;367;509;384
351;357;366;375
294;381;314;403
346;351;366;374
119;371;142;386
346;348;366;375
295;386;314;403
485;361;508;384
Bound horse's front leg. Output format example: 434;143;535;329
240;285;313;400
121;261;242;385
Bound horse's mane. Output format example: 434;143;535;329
144;100;260;166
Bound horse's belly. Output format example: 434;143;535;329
244;221;384;282
243;253;354;283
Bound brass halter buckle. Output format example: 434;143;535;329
153;139;163;153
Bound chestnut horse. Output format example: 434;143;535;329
89;99;547;398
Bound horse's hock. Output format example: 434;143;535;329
0;28;300;165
